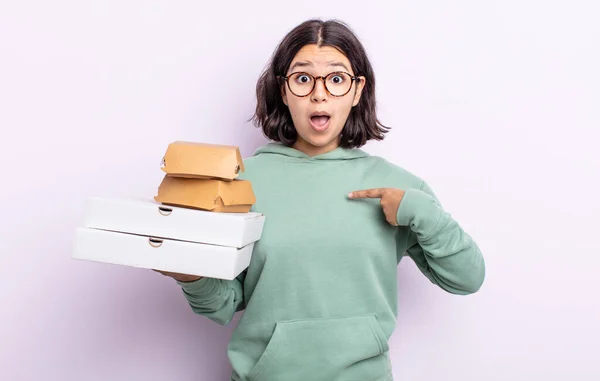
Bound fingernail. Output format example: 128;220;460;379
348;192;353;198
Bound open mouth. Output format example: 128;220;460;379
309;112;331;131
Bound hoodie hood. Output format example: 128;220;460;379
253;143;369;161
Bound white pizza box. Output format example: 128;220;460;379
72;227;253;280
83;197;265;249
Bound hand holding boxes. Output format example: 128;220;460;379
72;142;265;280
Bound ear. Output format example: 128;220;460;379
280;83;288;106
351;76;366;107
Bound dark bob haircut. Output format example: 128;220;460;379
251;19;390;149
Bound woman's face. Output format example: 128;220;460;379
281;44;365;156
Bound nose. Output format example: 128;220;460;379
311;77;328;102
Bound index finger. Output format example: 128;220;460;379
348;188;386;199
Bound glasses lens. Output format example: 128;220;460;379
325;72;353;96
288;73;315;96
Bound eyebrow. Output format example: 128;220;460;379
288;60;351;73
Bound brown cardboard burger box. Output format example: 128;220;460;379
160;141;244;180
154;141;256;213
154;175;255;213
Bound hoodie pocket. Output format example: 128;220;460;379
246;314;389;381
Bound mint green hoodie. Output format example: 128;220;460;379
177;143;485;381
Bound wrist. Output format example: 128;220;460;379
177;275;202;283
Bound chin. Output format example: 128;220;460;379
299;129;341;146
304;134;339;147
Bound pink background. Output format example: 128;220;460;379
1;1;599;380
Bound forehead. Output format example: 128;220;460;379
290;44;352;69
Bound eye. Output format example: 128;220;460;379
295;74;311;83
330;75;344;84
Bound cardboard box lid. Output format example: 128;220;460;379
155;176;256;211
161;141;245;180
82;197;265;248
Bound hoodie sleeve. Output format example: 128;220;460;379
396;180;485;295
176;270;247;325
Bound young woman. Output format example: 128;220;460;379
157;19;485;381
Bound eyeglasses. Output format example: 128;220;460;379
278;71;360;97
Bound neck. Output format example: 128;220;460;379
293;137;340;157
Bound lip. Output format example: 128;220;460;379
310;111;331;118
309;111;331;132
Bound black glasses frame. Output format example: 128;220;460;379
278;71;360;97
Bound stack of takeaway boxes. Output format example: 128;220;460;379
72;142;265;280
